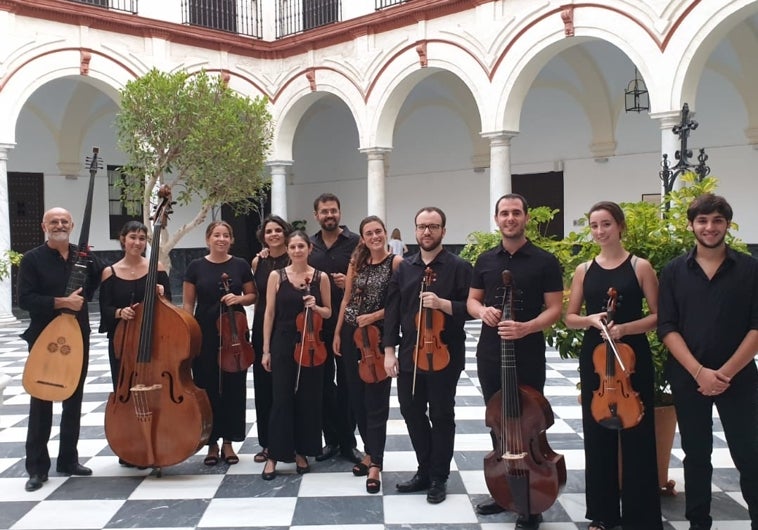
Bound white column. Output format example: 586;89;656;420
481;131;518;231
0;144;17;325
653;110;684;194
266;160;292;220
361;147;391;221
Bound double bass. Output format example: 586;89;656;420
217;272;255;373
411;267;450;395
483;270;566;517
23;147;101;402
590;287;644;430
104;188;212;471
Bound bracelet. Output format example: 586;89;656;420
694;364;703;380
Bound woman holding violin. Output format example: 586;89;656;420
99;221;171;393
261;230;331;480
183;221;256;466
250;215;292;463
565;201;662;530
333;216;402;493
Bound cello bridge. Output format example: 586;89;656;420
502;451;527;460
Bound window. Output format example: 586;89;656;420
302;0;339;31
108;165;143;240
188;0;237;33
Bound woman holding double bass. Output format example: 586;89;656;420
261;230;331;480
334;216;402;493
565;201;662;530
183;221;256;466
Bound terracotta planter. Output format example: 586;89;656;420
654;404;678;496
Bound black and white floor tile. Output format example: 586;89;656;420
0;318;751;529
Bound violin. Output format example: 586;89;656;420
294;276;327;390
353;287;387;384
413;267;450;372
483;270;566;517
590;287;644;430
216;272;255;373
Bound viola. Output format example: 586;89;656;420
353;287;387;384
484;270;566;517
216;272;255;373
413;267;450;372
293;276;327;385
104;187;212;471
590;287;644;430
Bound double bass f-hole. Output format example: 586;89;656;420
217;273;255;373
590;287;644;430
353;286;387;384
411;267;450;396
294;277;327;392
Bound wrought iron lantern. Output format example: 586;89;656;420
625;68;649;113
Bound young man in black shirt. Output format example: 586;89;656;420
384;206;472;504
658;194;758;530
308;193;362;464
467;193;563;529
18;207;101;492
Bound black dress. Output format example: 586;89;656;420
98;266;172;389
578;255;662;529
251;253;289;449
267;269;325;462
184;256;254;444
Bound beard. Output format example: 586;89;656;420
319;218;339;231
47;231;70;243
418;235;443;252
694;231;726;249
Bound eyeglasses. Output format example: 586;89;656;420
415;224;442;233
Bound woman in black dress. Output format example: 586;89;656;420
250;215;291;463
183;221;256;466
261;230;331;479
565;201;662;530
99;221;171;390
333;216;402;493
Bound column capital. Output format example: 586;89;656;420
0;143;15;160
266;159;293;168
359;147;392;157
650;110;684;130
480;130;519;145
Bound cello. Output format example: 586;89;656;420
217;272;255;373
353;287;387;384
104;187;212;471
293;276;327;391
23;147;101;402
484;270;566;516
411;267;450;395
590;287;644;430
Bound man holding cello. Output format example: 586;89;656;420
466;193;563;529
18;207;101;492
383;206;472;504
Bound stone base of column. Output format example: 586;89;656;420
0;312;18;325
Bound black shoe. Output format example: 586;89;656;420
24;474;48;492
516;513;543;529
315;444;339;462
340;447;363;464
396;473;430;493
426;480;447;504
476;498;506;515
261;459;277;481
56;463;92;476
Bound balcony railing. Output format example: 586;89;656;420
66;0;137;14
376;0;407;9
276;0;341;39
182;0;262;38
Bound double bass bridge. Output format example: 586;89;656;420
502;451;528;460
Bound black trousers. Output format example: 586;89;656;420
25;336;89;476
397;363;461;481
672;375;758;529
340;324;391;466
251;315;273;448
321;327;357;450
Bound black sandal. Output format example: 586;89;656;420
253;448;269;463
352;461;369;476
366;463;381;494
221;442;239;465
589;522;608;530
203;444;219;466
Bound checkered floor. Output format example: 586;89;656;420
0;318;751;529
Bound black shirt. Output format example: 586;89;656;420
470;240;563;367
658;246;758;386
383;248;473;372
309;225;359;328
18;243;101;345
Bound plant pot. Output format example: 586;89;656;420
654;404;678;496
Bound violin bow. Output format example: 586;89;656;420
411;270;428;397
294;277;311;393
598;320;629;374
